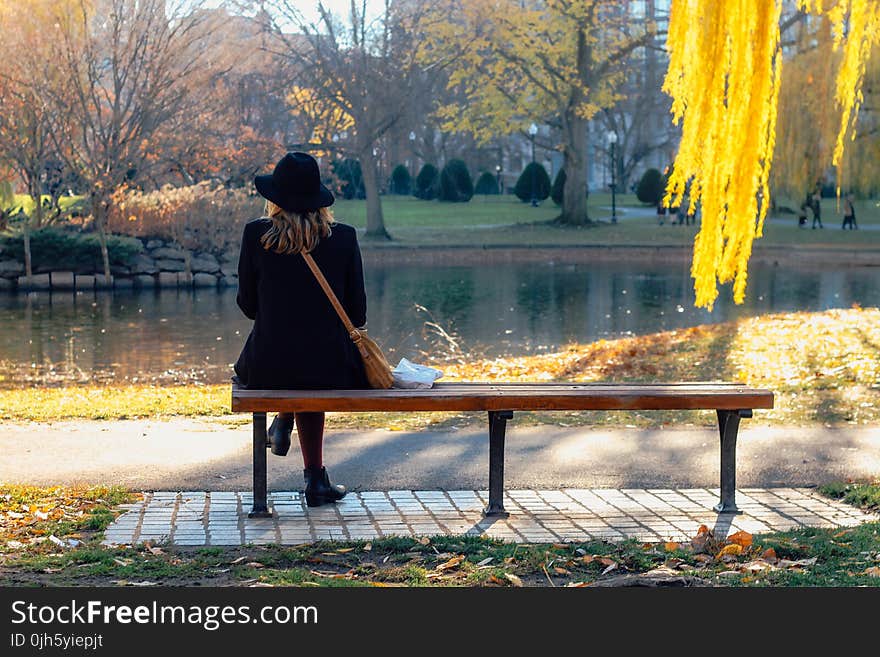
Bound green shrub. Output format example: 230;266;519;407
390;165;412;195
0;227;143;272
415;164;440;200
636;168;665;205
439;159;474;202
474;171;499;195
514;162;551;203
551;168;566;206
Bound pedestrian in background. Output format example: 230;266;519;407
656;202;667;226
811;191;823;229
842;192;857;230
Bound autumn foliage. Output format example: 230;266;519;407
664;0;880;309
107;184;262;254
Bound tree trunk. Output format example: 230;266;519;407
559;28;592;226
24;181;39;279
22;209;33;279
559;114;590;225
360;154;390;240
92;197;111;280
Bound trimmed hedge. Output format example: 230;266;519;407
636;168;665;205
439;159;474;202
551;168;566;206
474;171;499;195
415;164;440;200
331;159;365;200
514;162;551;203
390;165;412;195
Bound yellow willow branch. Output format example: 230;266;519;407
665;0;879;310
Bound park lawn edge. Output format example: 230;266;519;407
1;483;878;588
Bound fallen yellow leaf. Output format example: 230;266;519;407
716;544;743;559
864;566;880;577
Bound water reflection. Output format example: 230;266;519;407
1;261;878;387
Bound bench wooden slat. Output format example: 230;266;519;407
232;382;774;413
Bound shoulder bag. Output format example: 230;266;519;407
301;251;394;389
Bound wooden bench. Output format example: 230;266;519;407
232;382;774;519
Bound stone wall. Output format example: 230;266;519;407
0;238;239;292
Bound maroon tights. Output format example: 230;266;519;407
278;412;325;469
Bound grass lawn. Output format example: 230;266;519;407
2;307;877;428
4;193;85;217
330;194;880;249
1;483;877;587
4;192;877;250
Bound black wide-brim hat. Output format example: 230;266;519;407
254;152;334;213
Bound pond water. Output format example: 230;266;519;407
2;260;879;387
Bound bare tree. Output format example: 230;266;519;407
599;68;678;191
426;1;657;225
264;0;446;239
0;1;62;280
44;0;219;279
154;8;289;188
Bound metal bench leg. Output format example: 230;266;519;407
484;410;513;518
714;409;751;514
249;412;271;518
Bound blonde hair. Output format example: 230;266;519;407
260;200;334;255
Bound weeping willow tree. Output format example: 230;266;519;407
664;0;880;310
774;13;880;199
772;14;839;199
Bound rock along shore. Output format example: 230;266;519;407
0;238;877;293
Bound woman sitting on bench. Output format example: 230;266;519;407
233;152;369;507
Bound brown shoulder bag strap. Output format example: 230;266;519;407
301;251;362;343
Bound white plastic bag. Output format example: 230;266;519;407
391;358;443;389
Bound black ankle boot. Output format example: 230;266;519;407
304;467;346;507
267;415;293;456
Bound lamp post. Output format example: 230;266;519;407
495;164;502;195
528;122;538;207
607;130;618;224
408;131;416;194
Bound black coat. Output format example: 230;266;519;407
233;219;369;390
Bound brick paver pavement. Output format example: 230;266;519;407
102;487;877;547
